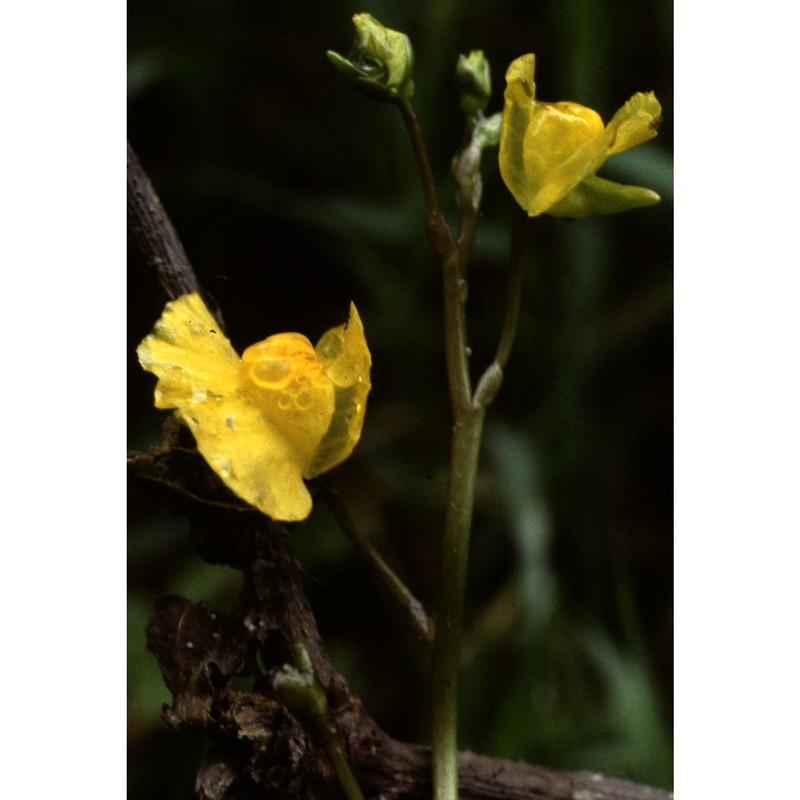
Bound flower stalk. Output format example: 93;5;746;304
430;207;526;800
321;485;434;646
431;402;485;800
274;644;365;800
398;100;457;264
399;85;525;799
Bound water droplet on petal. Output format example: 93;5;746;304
251;359;293;387
295;391;312;410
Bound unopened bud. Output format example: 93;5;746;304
455;50;491;116
327;13;414;104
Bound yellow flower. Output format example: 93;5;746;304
137;292;371;522
498;53;662;218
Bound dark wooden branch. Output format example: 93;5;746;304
127;141;199;299
128;152;672;800
127;141;224;327
130;449;671;800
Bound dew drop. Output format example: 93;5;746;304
252;359;292;387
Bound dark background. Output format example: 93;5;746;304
128;1;673;796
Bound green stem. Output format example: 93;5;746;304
398;98;523;800
473;205;527;409
400;99;475;800
431;231;481;800
431;207;526;800
274;644;365;800
319;720;366;800
431;401;485;800
493;206;527;372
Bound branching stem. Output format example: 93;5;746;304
399;98;524;800
399;101;457;263
473;205;527;409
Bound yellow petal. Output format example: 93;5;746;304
499;54;607;216
306;303;372;477
138;293;326;521
521;101;608;215
239;333;336;474
498;54;537;211
136;292;239;410
605;91;662;156
179;386;318;522
504;52;537;98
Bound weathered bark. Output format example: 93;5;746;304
127;141;224;327
127;142;199;301
128;143;672;800
130;447;671;800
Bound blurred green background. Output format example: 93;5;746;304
128;1;673;796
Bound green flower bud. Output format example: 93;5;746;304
327;13;414;104
273;644;329;720
455;50;491;116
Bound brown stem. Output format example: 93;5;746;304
398;102;457;264
321;485;434;647
127;142;198;298
127;141;224;328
